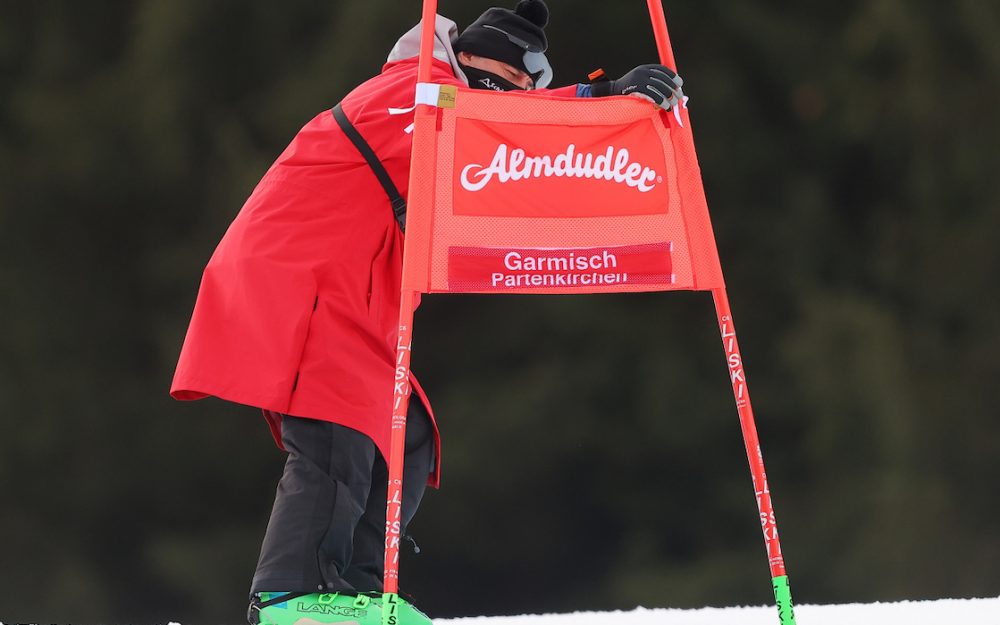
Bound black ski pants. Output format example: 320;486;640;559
250;398;435;595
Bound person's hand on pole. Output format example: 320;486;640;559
591;64;684;110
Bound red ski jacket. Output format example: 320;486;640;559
171;28;578;487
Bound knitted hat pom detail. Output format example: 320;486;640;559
515;0;549;28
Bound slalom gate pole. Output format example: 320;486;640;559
381;1;438;621
712;289;796;624
381;290;418;618
415;0;438;83
645;0;677;68
646;1;797;622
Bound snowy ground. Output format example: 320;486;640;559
434;597;1000;625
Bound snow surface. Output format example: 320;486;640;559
109;597;1000;625
433;597;1000;625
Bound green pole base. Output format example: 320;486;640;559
772;575;797;625
382;592;400;625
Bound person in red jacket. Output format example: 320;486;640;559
169;1;682;623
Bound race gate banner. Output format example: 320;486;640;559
401;88;724;295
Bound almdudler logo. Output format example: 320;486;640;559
460;144;660;193
452;118;672;218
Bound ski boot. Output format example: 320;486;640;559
249;591;432;625
249;592;379;625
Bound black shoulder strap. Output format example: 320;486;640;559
332;103;407;231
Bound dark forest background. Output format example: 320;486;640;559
2;1;998;623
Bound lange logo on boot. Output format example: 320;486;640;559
296;601;368;618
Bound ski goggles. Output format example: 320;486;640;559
482;24;553;89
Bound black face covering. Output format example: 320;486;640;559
460;63;526;92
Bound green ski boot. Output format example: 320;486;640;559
249;592;432;625
250;592;380;625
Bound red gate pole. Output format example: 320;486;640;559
381;1;439;622
646;1;797;623
381;291;418;604
713;289;796;624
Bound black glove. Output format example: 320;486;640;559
591;64;684;110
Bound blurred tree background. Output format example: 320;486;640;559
2;0;998;623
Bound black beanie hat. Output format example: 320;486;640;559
454;0;550;77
